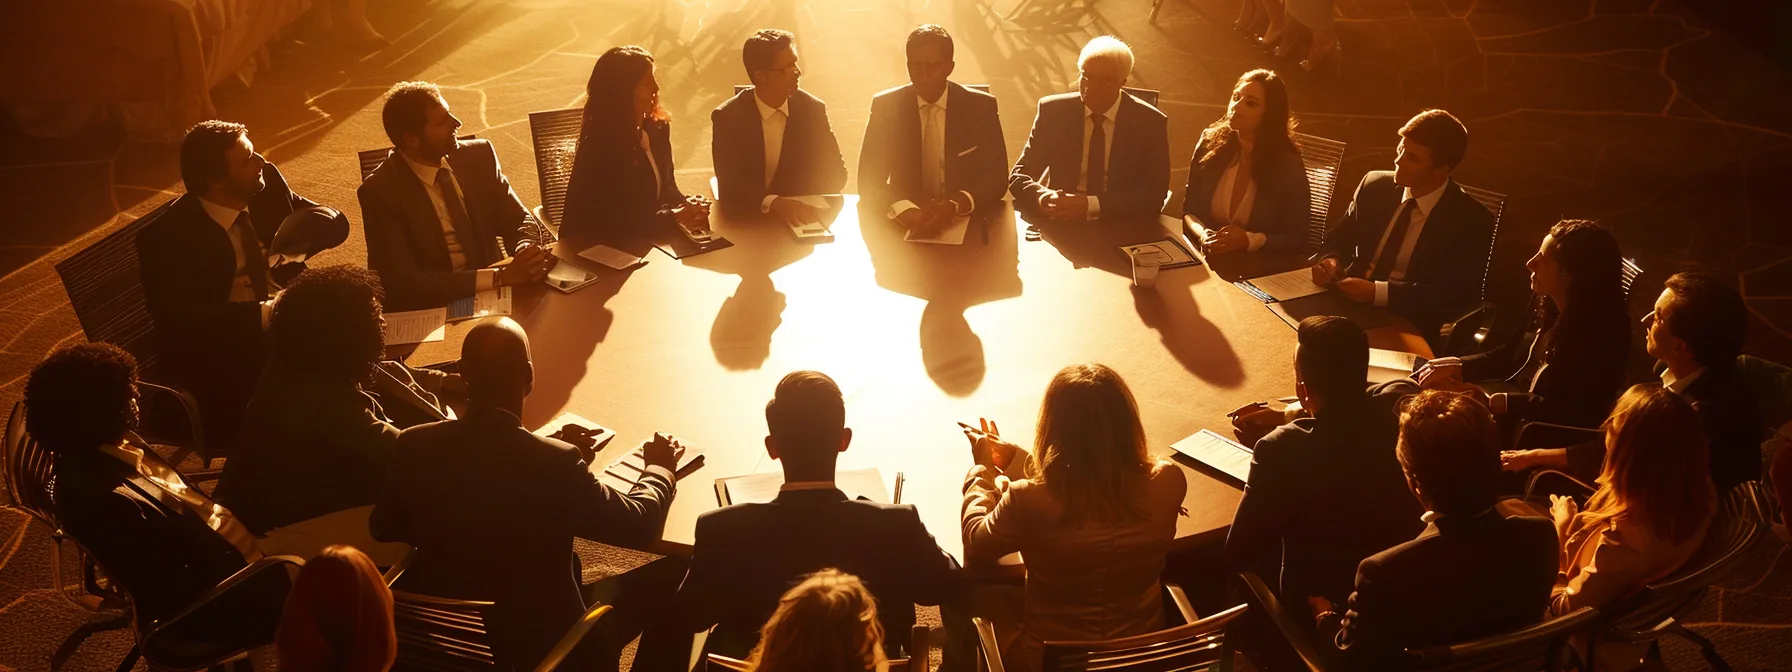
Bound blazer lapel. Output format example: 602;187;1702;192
1058;96;1084;191
742;92;769;193
942;84;969;190
772;94;804;194
1405;181;1464;278
897;87;924;197
384;151;457;271
1111;94;1138;184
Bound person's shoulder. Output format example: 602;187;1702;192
449;138;500;166
1503;514;1558;545
951;82;997;106
872;83;912;105
138;195;201;239
1254;420;1319;461
1443;180;1496;222
1124;92;1168;121
1040;92;1081;108
715;89;754;115
694;501;769;538
358;152;406;197
1361;170;1398;191
1148;459;1189;492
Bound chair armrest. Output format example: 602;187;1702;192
1165;582;1198;624
972;617;1006;672
534;603;613;672
135;380;207;463
1438;301;1497;356
382;546;417;587
909;622;931;672
1524;468;1597;501
1236;571;1330;672
529;205;559;246
149;555;305;637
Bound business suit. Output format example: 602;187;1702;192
371;407;675;670
1227;382;1426;605
1180;132;1311;252
1460;307;1631;429
1563;364;1763;491
358;140;535;311
858;82;1007;215
675;488;961;659
711;88;848;217
136;163;317;454
1334;511;1558;670
1318;171;1496;332
560;120;687;244
1008;91;1170;222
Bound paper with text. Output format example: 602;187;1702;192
1171;429;1254;484
1249;268;1329;302
383;309;447;345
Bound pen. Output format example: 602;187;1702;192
956;421;986;436
893;471;905;504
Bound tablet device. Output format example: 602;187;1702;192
544;258;601;293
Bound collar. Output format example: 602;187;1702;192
97;439;144;468
1087;92;1123;122
916;87;949;110
755;92;790;121
1662;366;1707;393
779;480;837;493
404;152;447;187
198;196;246;231
1401;178;1450;217
1422;505;1497;525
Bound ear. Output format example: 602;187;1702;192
1294;379;1310;405
522;360;535;398
764;435;780;461
838;427;853;454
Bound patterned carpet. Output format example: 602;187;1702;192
3;0;1791;669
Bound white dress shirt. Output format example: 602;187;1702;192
1662;366;1706;394
779;480;838;493
199;197;275;326
404;155;496;290
1073;94;1123;221
641;128;663;198
890;91;975;219
1365;179;1450;307
756;93;790;213
1210;158;1268;252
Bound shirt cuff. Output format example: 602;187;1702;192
260;300;274;330
1086;195;1102;221
1246;231;1268;252
642;464;677;485
889;200;920;220
761;194;780;214
1373;281;1390;307
955;190;976;215
477;267;498;291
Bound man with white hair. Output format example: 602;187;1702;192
1009;36;1169;223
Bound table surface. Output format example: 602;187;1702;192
405;197;1431;562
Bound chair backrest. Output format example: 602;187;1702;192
392;590;499;672
1122;87;1160;108
1620;257;1643;298
528;107;585;229
1291;132;1347;253
358;135;480;183
1602;506;1763;637
1407;607;1597;672
53;200;175;374
1041;603;1247;671
1455;184;1508;302
2;401;58;524
705;622;928;671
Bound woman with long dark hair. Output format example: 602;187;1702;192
560;46;709;243
277;545;398;672
1180;69;1310;254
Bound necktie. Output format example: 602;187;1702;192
765;109;787;189
1086;113;1107;195
921;103;945;200
436;166;481;269
1364;199;1418;281
229;212;266;300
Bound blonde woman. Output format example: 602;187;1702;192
960;363;1188;670
746;569;888;672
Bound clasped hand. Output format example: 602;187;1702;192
673;195;712;232
896;200;960;235
1307;258;1375;303
1202;224;1250;254
496;243;553;286
1039;190;1089;221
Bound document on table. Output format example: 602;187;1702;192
577;244;648;270
1170;429;1254;484
600;441;706;490
1244;267;1329;302
714;467;893;506
447;286;512;321
785;195;842;241
1367;348;1426;383
1119;238;1200;270
383;308;447;345
903;215;972;245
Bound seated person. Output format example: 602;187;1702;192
1417;220;1631;430
1226;316;1423;609
560;45;710;244
1544;385;1716;670
1181;69;1309;254
1327;390;1557;669
138;120;346;457
372;317;679;672
359;81;551;311
215;266;444;560
742;569;889;672
961;364;1187;671
1009;36;1169;224
674;371;961;661
858;24;1007;235
276;545;397;672
30;343;283;638
711;29;848;224
1309;109;1495;334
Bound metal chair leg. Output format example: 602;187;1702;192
1669;623;1731;672
112;645;141;672
50;612;131;672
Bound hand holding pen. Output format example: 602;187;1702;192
958;418;1020;471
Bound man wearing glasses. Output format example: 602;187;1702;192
858;24;1008;236
1009;36;1169;223
711;28;847;225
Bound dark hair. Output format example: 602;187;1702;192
1396;390;1501;516
742;29;796;77
1663;272;1748;369
765;371;846;462
580;47;666;158
270;265;386;383
25;343;138;452
276;545;397;672
381;81;443;147
906;24;953;60
1398;109;1469;171
1295;316;1368;403
1542;220;1630;371
180;120;248;196
1031;364;1152;525
1198;69;1297;185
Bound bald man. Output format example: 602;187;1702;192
371;317;680;671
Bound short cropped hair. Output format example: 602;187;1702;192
25;343;138;453
907;24;953;60
1295;316;1369;402
1398;109;1469;171
270;266;387;383
1077;36;1134;81
742;29;796;76
1663;272;1748;369
180;120;248;196
765;370;846;459
1396;390;1502;516
381;81;443;147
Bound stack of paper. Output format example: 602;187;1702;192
1367;348;1425;383
383;308;447;345
1240;268;1329;302
1170;429;1254;484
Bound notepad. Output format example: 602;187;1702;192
1170;429;1254;484
1239;267;1329;302
383;308;447;345
1367;348;1427;383
597;438;706;491
714;467;894;507
904;215;972;245
448;287;512;322
1119;238;1201;270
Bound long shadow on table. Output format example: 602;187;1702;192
680;213;815;370
861;201;1023;396
518;258;634;430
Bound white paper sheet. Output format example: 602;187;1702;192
904;215;971;245
1170;429;1254;483
383;308;447;345
1367;348;1423;383
577;244;647;270
1248;267;1330;302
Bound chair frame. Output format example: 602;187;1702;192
124;555;306;672
385;548;610;672
1;401;129;616
1292;132;1347;254
973;583;1230;672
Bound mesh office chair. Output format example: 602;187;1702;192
1291;132;1347;254
706;623;931;671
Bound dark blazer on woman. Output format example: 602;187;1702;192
1180;132;1311;252
560;120;685;245
1460;305;1631;429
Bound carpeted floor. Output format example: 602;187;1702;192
4;0;1792;669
